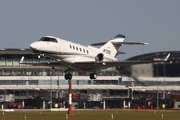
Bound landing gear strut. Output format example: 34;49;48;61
64;73;72;80
89;73;97;79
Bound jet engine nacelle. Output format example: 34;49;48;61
95;53;104;62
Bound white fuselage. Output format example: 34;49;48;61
30;36;117;70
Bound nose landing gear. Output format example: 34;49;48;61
64;73;72;80
89;73;97;79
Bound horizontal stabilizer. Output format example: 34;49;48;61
111;41;149;45
91;33;149;46
117;51;126;54
91;34;125;46
92;41;149;46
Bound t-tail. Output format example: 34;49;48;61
92;34;126;58
91;34;149;58
100;34;126;57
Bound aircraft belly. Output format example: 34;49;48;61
70;63;109;71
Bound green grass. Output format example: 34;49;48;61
0;110;180;120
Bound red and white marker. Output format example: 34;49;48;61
67;80;73;114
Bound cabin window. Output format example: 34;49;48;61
73;46;75;50
69;45;72;49
83;49;85;53
87;50;89;54
76;47;78;51
80;48;82;52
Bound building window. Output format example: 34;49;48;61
0;57;5;66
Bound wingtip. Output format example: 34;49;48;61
143;42;150;45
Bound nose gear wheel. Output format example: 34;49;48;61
89;73;97;79
65;73;72;80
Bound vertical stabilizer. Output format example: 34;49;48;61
99;34;125;57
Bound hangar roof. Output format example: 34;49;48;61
0;48;32;54
127;51;180;63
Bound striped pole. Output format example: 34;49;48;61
67;80;73;115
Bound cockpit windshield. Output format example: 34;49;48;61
39;37;58;43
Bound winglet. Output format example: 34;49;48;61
20;56;25;64
153;53;170;62
164;53;170;61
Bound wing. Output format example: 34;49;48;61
74;60;160;69
19;56;68;68
19;53;170;71
106;53;170;68
73;53;170;70
20;61;66;67
20;59;158;70
20;59;163;71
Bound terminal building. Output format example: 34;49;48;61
0;49;180;109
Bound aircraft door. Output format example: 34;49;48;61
59;42;64;55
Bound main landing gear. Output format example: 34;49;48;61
64;72;97;80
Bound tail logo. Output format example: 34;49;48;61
103;49;111;55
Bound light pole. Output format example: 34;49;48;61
156;52;159;109
50;67;54;109
58;70;60;98
163;53;166;91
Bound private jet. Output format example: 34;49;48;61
20;34;169;80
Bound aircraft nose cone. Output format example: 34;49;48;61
30;42;37;50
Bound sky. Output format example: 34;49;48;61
0;1;179;60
